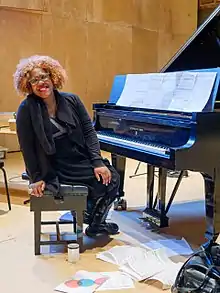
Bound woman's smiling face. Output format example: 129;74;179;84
28;67;54;99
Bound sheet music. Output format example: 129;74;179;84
116;71;217;112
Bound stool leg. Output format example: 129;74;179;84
56;221;61;241
71;211;77;233
74;217;77;234
76;211;83;253
34;210;41;255
1;167;11;210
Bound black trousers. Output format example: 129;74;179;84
85;159;120;226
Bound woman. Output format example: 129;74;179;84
14;55;120;237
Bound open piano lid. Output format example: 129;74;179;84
108;5;220;112
161;5;220;73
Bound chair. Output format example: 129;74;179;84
22;173;88;255
0;160;11;210
30;184;88;255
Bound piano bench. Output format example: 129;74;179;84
30;184;88;255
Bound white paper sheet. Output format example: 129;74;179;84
96;245;184;289
96;245;147;266
55;270;134;293
143;237;194;257
116;71;217;112
119;248;172;281
54;270;108;293
96;271;134;291
148;262;183;290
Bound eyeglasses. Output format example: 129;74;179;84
29;73;50;85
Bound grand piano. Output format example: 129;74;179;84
93;5;220;242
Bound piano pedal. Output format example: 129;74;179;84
167;170;188;178
139;217;160;232
113;198;127;211
141;208;169;228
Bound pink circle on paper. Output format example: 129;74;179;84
95;277;108;285
65;280;79;288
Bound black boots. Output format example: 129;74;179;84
85;222;119;237
84;196;119;237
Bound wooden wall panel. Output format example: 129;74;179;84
159;0;197;35
0;0;47;11
101;0;137;25
41;16;88;104
158;0;197;70
86;0;103;22
86;23;132;111
46;0;88;20
0;9;42;110
132;28;158;73
136;0;160;31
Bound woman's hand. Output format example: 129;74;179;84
94;166;111;185
29;180;45;197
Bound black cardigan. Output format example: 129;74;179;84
16;91;104;192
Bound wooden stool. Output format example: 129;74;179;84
0;160;11;210
30;184;88;255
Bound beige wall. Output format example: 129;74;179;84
0;0;197;115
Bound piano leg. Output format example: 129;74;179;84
157;168;169;227
111;154;127;210
202;167;220;242
143;167;169;228
146;165;155;209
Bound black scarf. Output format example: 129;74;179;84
26;90;76;155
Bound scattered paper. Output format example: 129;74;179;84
119;248;172;281
143;238;194;257
148;262;183;290
96;245;147;266
54;270;134;292
97;245;184;289
54;270;108;293
95;271;134;291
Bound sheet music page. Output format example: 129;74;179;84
96;245;147;266
116;71;217;112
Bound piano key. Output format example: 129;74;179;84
97;132;170;156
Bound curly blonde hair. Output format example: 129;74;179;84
13;55;67;96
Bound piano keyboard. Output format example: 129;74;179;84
97;132;170;156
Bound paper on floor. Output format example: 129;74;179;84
147;262;183;290
96;245;148;266
97;245;184;289
54;270;134;292
119;248;173;281
92;271;134;291
54;270;108;293
143;237;194;257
